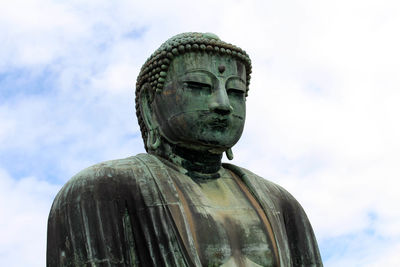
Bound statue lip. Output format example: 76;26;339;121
207;116;229;129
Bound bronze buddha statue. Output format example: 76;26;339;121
47;32;322;267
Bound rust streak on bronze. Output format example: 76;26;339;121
172;179;200;254
228;170;281;267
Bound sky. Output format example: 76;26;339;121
1;0;400;266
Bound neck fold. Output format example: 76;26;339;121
152;139;223;180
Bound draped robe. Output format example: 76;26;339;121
47;153;322;266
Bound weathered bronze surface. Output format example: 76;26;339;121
47;32;323;266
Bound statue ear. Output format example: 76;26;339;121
139;83;160;150
139;83;154;129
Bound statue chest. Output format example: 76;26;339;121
172;169;278;267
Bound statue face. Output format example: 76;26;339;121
153;52;246;152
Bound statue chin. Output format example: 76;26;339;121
154;112;245;154
161;135;239;154
157;117;245;155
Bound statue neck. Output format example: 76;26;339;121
152;139;223;180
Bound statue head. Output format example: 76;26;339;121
135;32;252;157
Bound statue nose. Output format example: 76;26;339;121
209;86;233;115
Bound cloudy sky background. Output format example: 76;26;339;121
1;0;400;266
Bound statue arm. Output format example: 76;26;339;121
46;166;140;267
277;187;323;266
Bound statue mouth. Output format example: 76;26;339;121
165;110;244;133
207;117;229;129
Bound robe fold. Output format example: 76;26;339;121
47;153;322;267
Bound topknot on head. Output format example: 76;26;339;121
161;32;220;48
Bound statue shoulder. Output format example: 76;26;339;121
223;163;284;194
51;153;153;209
223;163;305;210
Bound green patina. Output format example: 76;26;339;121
139;49;247;179
135;32;251;152
47;32;323;267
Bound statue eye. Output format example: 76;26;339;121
184;81;212;93
227;88;245;98
226;78;246;98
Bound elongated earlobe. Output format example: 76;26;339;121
226;148;234;160
147;128;161;150
139;83;161;151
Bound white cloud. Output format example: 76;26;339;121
219;0;400;264
368;242;400;267
0;168;60;267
